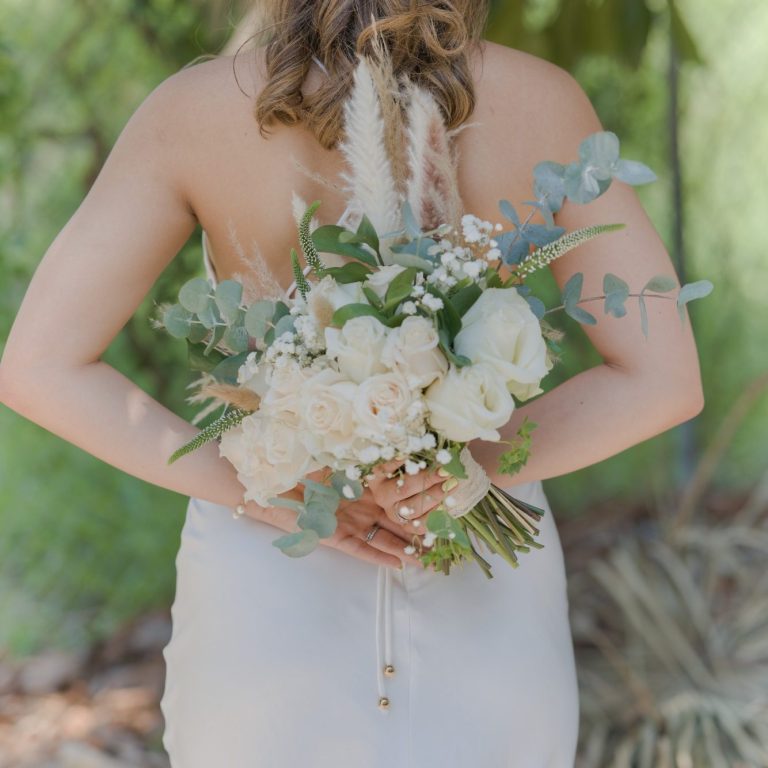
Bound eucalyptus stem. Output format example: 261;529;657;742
543;292;677;316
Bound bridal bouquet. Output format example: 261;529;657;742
157;55;712;578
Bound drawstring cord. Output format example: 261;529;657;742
375;565;395;711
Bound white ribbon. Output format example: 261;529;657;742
445;446;491;518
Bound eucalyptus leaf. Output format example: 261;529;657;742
297;507;338;539
639;294;649;339
204;323;225;354
331;472;363;500
561;272;584;307
676;280;714;321
197;298;222;330
162;304;193;338
579;131;621;174
178;277;212;314
244;300;275;339
267;496;305;514
223;325;250;353
603;273;630;318
214;280;243;322
532;161;567;212
565;304;598;325
643;275;678;293
273;313;296;339
401;199;422;238
187;321;209;344
210;350;254;385
525;295;546;320
524;224;566;248
499;199;520;227
613;159;657;186
272;530;320;558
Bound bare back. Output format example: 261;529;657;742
179;41;566;294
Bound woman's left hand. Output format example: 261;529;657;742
364;460;454;529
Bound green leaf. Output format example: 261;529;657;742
322;261;374;284
437;328;472;368
643;275;677;293
437;290;462;339
162;304;193;338
603;273;630;318
498;418;537;476
426;508;470;548
187;340;227;372
484;268;504;289
311;225;379;266
676;280;714;321
362;285;384;310
441;446;468;479
272;530;320;557
187;322;209;344
383;267;418;310
214;280;243;322
450;283;482;317
178;277;212;313
297;507;338;538
356;214;380;253
168;406;250;464
273;313;296;339
244;300;275;338
331;303;387;327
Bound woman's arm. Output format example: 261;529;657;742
0;68;277;517
470;64;705;487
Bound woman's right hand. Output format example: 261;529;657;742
244;478;425;569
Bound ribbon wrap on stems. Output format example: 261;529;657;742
446;446;492;519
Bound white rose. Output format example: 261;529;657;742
424;362;514;442
454;287;552;401
305;275;367;331
261;358;315;427
381;315;448;388
324;315;389;384
300;368;360;465
353;372;417;443
363;264;407;300
219;412;319;507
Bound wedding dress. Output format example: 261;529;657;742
159;57;580;768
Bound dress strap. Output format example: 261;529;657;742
201;229;219;287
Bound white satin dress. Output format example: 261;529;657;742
159;213;581;767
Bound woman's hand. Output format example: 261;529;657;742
364;459;453;527
244;469;425;569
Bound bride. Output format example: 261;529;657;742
0;1;704;765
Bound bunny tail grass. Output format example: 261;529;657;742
516;223;626;277
168;407;251;465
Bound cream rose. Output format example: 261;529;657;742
300;368;360;464
260;358;316;428
424;362;514;442
324;315;389;384
219;412;319;507
363;264;407;300
305;275;367;331
380;315;448;389
353;372;417;443
453;287;552;401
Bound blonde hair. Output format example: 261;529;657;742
247;0;490;150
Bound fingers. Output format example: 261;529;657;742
364;527;422;566
338;536;404;570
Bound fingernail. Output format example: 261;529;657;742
437;467;451;478
442;477;459;492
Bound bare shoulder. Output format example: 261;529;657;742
471;40;603;162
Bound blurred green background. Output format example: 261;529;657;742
0;0;766;657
